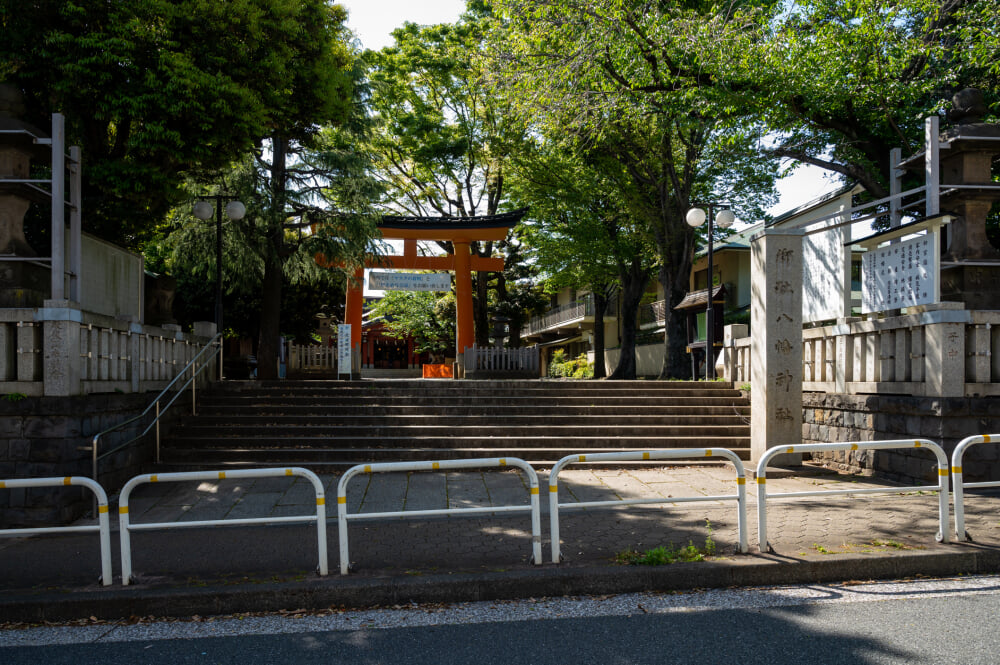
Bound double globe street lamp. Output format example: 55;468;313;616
686;205;735;380
193;197;246;336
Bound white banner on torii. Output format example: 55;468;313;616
368;271;451;292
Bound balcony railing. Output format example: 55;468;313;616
524;295;618;337
639;299;667;329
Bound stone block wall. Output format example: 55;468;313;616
0;392;188;527
802;393;1000;484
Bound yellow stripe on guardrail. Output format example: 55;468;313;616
914;441;922;447
549;485;558;493
337;496;347;504
786;447;794;454
851;444;859;451
953;466;963;474
757;477;766;484
643;452;650;460
0;481;5;489
706;450;713;457
736;477;746;485
432;462;440;470
119;507;129;514
578;455;587;462
939;468;949;476
364;465;371;473
151;475;158;483
500;458;507;466
98;505;109;514
285;469;293;476
530;487;539;495
316;498;325;506
218;471;226;479
63;477;72;486
985;435;992;443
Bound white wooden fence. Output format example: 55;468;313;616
464;344;539;377
287;343;337;373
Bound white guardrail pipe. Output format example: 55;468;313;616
118;467;327;585
951;433;1000;541
0;476;113;586
756;439;950;552
337;458;542;575
548;449;749;563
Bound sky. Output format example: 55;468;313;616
338;0;838;223
340;0;468;51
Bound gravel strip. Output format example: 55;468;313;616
3;574;1000;647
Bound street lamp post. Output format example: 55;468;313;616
192;196;246;339
686;204;735;380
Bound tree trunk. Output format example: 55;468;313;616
473;269;490;346
657;261;695;379
257;252;283;379
256;134;287;380
592;288;608;379
608;258;650;380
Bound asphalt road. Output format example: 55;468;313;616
4;577;1000;664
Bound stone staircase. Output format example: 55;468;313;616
157;379;751;470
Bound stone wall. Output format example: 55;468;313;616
0;392;188;527
801;393;1000;484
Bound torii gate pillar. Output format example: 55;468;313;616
453;241;474;357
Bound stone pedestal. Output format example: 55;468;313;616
751;229;804;465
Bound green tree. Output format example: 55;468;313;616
1;0;360;246
487;0;778;377
369;288;457;356
366;5;527;345
511;140;647;378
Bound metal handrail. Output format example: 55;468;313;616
89;333;223;483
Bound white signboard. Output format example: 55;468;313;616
802;220;849;323
337;324;352;375
861;234;936;313
369;271;451;292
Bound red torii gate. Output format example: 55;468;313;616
317;210;525;373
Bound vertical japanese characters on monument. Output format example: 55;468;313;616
751;229;805;462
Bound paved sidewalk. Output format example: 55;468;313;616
2;463;1000;622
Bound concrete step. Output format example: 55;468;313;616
158;445;753;468
243;379;736;391
162;378;751;470
197;395;747;408
171;424;751;438
165;435;751;449
194;404;750;417
177;414;751;427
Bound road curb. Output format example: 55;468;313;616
3;547;1000;623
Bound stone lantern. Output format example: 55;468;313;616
936;89;1000;308
0;84;50;306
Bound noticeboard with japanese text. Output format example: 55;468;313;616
337;324;352;374
861;234;936;313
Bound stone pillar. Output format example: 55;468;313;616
751;229;804;464
38;299;83;396
722;324;748;382
833;318;859;393
918;302;969;397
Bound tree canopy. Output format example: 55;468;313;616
1;0;356;245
